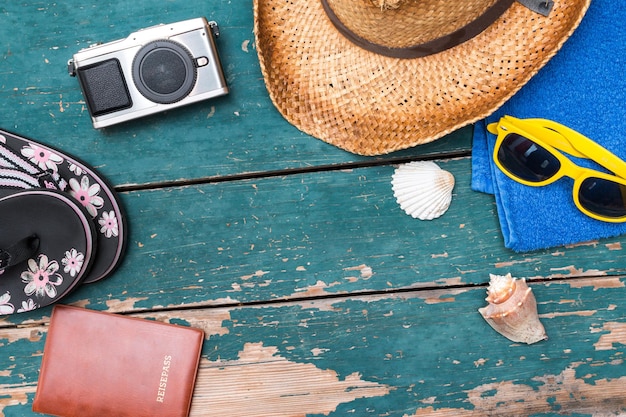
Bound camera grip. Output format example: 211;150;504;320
77;59;133;117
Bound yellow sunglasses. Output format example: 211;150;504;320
487;116;626;223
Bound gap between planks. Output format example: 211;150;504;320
0;273;621;330
115;150;471;193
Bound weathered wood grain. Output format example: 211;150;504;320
1;1;626;417
0;158;623;327
1;278;625;416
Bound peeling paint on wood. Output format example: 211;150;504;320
539;310;597;319
592;322;626;351
566;277;626;290
0;326;45;345
2;280;626;415
416;367;626;416
605;242;623;251
0;386;35;417
494;258;540;268
189;343;391;417
2;1;626;416
138;310;232;339
548;265;607;278
104;297;150;312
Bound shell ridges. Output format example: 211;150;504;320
391;161;455;220
478;273;547;344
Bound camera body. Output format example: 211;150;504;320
68;18;228;128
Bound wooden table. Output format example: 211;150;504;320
1;2;625;416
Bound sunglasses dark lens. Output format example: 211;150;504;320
579;177;626;218
497;133;561;182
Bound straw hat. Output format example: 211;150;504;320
253;0;590;155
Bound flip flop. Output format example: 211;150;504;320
0;129;127;283
0;190;96;314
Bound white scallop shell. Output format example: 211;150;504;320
391;161;455;220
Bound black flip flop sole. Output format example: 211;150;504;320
0;129;126;283
0;190;96;314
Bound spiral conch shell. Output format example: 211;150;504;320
478;273;547;344
391;161;455;220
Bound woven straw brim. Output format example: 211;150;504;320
254;0;590;155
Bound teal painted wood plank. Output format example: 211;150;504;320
2;278;625;416
1;158;624;325
1;2;624;417
0;0;471;188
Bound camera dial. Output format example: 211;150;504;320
132;40;197;104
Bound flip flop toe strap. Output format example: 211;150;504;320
0;141;60;191
0;235;40;272
0;130;127;284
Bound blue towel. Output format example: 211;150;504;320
471;0;626;252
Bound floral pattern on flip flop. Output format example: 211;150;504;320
69;176;104;218
18;142;112;239
0;133;126;285
20;142;122;243
21;254;64;299
0;292;15;315
69;162;84;176
0;244;89;316
62;248;85;278
19;249;86;302
99;211;119;238
1;291;42;314
21;143;63;173
17;298;38;313
48;172;68;192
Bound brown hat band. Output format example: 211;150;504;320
321;0;516;59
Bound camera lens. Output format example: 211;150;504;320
132;40;197;104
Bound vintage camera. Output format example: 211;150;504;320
68;18;228;128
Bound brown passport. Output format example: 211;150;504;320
33;305;204;417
